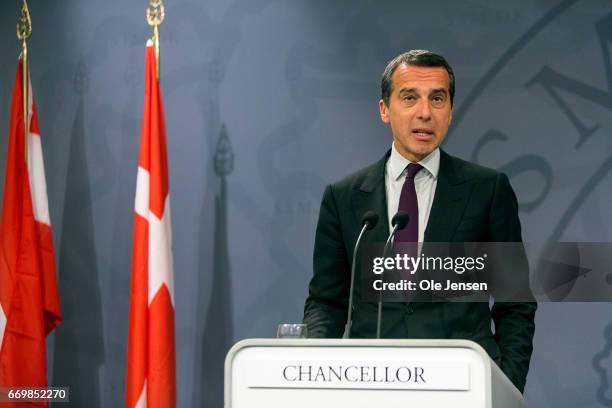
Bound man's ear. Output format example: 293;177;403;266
379;99;390;123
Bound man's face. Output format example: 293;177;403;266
379;64;453;162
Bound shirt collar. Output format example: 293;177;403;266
389;142;440;181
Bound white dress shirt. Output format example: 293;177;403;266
385;143;440;242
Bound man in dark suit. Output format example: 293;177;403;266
303;50;536;393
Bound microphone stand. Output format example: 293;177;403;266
376;225;400;339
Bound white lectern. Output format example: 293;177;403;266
224;339;524;408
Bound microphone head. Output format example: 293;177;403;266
391;211;410;230
361;211;379;230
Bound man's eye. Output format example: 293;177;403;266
431;95;446;106
403;95;415;101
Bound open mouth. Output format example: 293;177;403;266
412;129;434;138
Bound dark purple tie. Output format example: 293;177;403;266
395;163;422;243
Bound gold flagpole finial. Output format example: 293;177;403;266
17;0;32;41
17;0;32;163
147;0;165;80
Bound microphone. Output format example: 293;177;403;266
343;211;379;339
376;211;409;339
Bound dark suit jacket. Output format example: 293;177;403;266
303;149;536;392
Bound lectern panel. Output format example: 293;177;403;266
225;339;496;408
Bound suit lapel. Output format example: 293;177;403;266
425;150;471;242
350;151;390;244
351;150;391;306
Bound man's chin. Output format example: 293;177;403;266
394;140;438;161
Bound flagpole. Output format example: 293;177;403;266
147;0;165;80
17;0;32;163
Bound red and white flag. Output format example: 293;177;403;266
0;57;61;400
126;40;176;408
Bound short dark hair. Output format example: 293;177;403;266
381;50;455;106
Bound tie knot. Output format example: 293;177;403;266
406;163;423;179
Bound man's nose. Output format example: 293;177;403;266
417;99;432;121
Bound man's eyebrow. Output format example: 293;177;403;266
430;88;448;95
397;88;448;95
398;88;418;94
